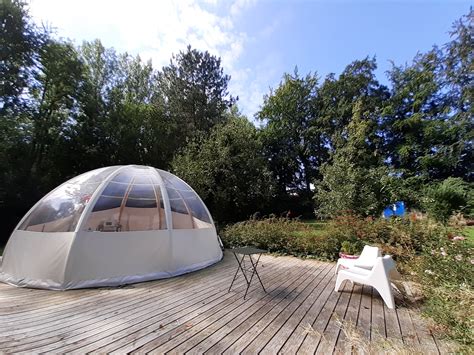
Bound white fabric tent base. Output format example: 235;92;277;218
0;229;222;290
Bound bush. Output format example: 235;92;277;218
221;213;456;264
221;217;342;260
422;178;473;223
322;213;452;267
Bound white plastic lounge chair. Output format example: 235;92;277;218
335;255;401;309
335;245;381;275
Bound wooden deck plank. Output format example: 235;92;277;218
310;283;352;355
239;264;334;355
152;259;315;354
296;282;344;354
397;304;419;347
0;253;449;354
356;285;373;340
276;270;339;354
0;258;235;324
408;308;440;354
64;256;290;353
258;265;336;354
123;257;303;354
0;261;242;352
333;283;363;355
370;287;387;342
214;263;332;354
185;260;320;354
0;256;234;316
0;261;237;342
6;255;276;353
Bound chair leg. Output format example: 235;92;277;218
374;282;395;309
335;275;346;292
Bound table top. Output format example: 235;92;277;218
231;247;268;255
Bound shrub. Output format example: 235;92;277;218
221;217;342;260
422;178;473;223
322;213;452;267
340;240;365;255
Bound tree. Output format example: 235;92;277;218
315;101;390;217
442;9;473;181
0;0;45;113
171;109;275;222
158;45;236;149
258;69;326;197
316;57;389;152
382;13;473;182
29;40;84;180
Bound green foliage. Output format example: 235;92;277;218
159;45;236;147
171;110;275;222
422;178;474;223
315;101;390;217
340;240;364;255
258;69;324;195
414;235;474;346
0;0;45;112
382;11;473;181
221;217;341;260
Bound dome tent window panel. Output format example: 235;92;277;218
159;170;192;191
84;169;167;232
160;171;212;229
101;182;128;198
132;175;153;184
186;196;212;226
68;166;119;185
18;168;112;233
168;194;194;229
93;196;123;212
128;185;156;199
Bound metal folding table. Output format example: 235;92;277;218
228;247;267;299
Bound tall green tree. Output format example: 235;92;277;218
29;40;84;180
317;57;389;151
258;70;325;196
69;40;120;172
315;100;390;217
0;0;45;113
442;9;473;181
383;47;472;181
158;45;236;149
172;108;275;222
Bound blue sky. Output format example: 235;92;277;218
29;0;471;117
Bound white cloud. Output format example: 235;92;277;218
230;0;257;17
28;0;269;117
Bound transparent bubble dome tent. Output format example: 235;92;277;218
0;166;223;290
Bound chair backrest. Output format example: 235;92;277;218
354;245;381;269
368;255;397;281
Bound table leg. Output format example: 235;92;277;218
229;252;248;293
249;253;266;292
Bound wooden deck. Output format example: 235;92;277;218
0;251;447;354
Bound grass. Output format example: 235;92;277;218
299;219;327;236
464;226;474;243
